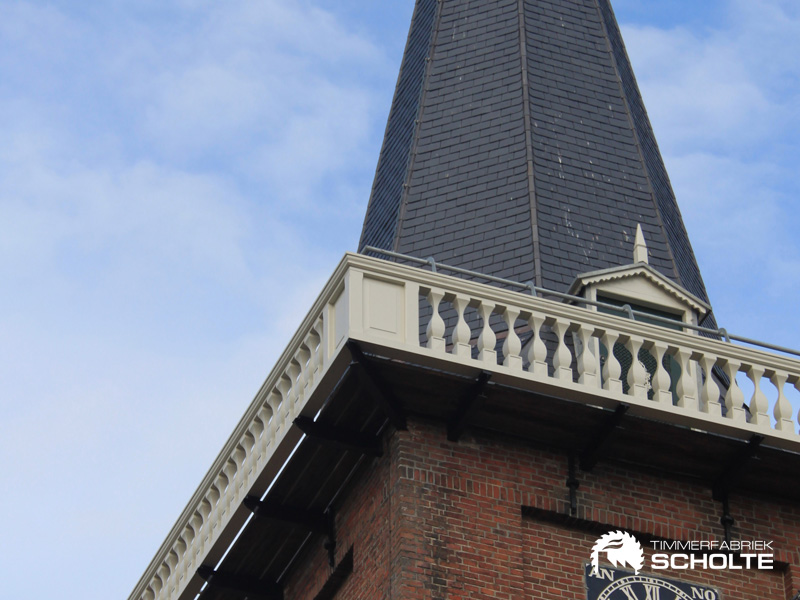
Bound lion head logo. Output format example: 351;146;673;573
591;530;644;575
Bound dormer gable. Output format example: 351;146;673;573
567;225;712;327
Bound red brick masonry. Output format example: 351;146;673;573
286;419;800;599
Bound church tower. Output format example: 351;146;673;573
129;2;800;600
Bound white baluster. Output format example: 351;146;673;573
576;326;598;387
309;319;323;384
625;336;648;400
526;312;548;377
674;348;698;411
771;371;794;432
156;565;169;592
255;405;271;459
267;390;281;441
502;306;522;370
198;499;212;525
425;289;446;352
746;365;770;427
277;376;292;432
287;359;302;414
795;379;800;432
699;355;722;417
477;301;497;364
166;551;179;577
297;342;311;396
601;330;622;394
647;341;672;405
550;318;573;382
722;360;746;423
182;523;195;547
450;294;472;359
152;571;165;594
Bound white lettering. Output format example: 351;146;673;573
651;554;670;569
597;568;614;581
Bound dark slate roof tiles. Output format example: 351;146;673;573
359;0;714;312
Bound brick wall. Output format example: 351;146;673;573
285;418;800;599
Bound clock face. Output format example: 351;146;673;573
585;565;719;600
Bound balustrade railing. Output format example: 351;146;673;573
130;253;800;600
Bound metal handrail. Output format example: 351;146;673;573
360;245;800;359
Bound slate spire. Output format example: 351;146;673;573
359;0;713;313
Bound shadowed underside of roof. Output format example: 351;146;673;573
359;0;713;316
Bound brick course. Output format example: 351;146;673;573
286;418;799;599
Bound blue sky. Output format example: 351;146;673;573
1;1;799;598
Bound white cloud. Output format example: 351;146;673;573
0;1;386;598
621;0;800;355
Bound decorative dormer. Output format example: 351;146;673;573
567;225;712;330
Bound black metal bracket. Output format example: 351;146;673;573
712;434;763;501
567;453;580;516
579;404;629;472
712;434;763;544
447;370;492;442
294;416;383;457
244;495;329;533
196;565;283;600
347;341;407;430
313;547;354;600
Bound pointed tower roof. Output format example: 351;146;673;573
359;0;712;319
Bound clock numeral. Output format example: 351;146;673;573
644;584;661;600
618;584;660;600
620;588;639;600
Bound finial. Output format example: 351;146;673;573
633;224;649;264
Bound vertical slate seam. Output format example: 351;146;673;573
358;0;439;253
393;0;446;254
517;0;543;288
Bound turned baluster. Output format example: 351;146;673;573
674;348;698;411
477;301;497;364
795;379;800;432
277;376;293;435
721;360;746;423
576;325;598;387
266;390;281;442
550;318;573;382
450;294;472;359
771;371;794;432
287;360;302;414
425;289;446;352
647;341;672;405
600;330;622;394
699;355;722;417
526;312;548;377
503;306;522;370
746;365;770;427
624;336;648;400
297;344;311;399
309;319;323;384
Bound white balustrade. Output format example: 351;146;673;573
131;253;800;600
